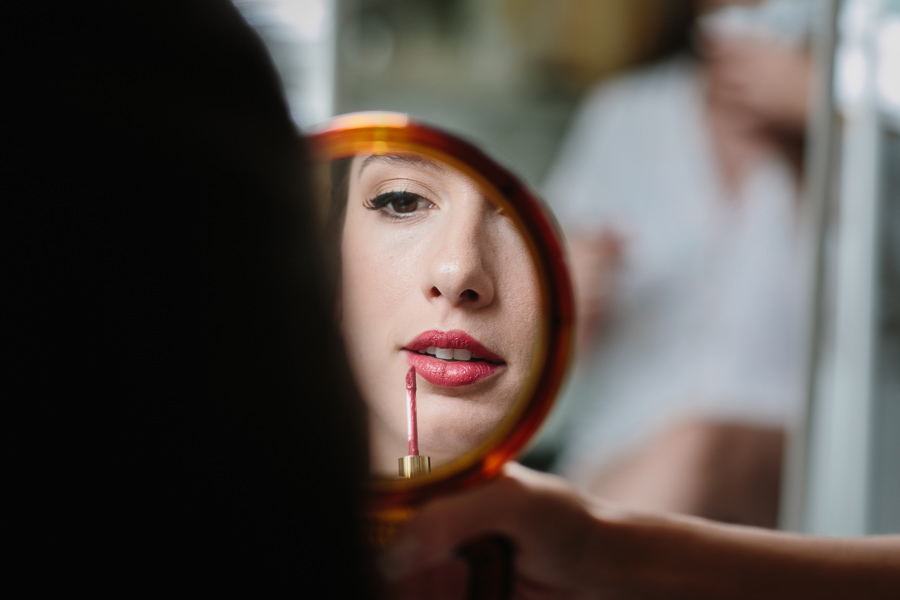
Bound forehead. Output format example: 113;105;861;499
355;153;449;177
352;153;484;194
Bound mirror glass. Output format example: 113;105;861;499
308;113;572;498
338;152;541;476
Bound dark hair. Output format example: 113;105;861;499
322;157;354;294
17;1;372;593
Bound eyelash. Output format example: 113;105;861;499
364;191;433;220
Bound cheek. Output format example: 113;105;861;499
340;222;421;439
493;234;543;350
339;223;417;342
504;269;542;353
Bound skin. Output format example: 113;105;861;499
380;463;900;600
339;153;541;475
582;420;785;528
696;1;810;190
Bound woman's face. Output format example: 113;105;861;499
339;153;541;475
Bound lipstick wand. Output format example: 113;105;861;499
406;366;419;456
399;366;431;478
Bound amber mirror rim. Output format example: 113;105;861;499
306;111;574;515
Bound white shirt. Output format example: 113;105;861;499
542;58;806;481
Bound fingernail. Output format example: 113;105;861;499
377;536;422;581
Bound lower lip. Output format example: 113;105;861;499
405;352;499;387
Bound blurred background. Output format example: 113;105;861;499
234;0;702;186
235;0;899;537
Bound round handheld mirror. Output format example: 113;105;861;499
307;112;574;533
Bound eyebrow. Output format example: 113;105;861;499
357;153;448;178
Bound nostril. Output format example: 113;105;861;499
428;286;481;303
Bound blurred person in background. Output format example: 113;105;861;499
542;0;813;527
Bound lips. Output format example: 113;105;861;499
404;330;504;387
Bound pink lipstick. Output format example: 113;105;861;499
404;330;503;387
406;366;419;456
398;366;431;478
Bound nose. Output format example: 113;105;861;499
424;208;495;309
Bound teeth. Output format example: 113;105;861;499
435;348;453;360
453;349;472;361
420;346;477;361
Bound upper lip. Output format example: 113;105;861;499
405;330;504;364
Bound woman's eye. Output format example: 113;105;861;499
365;191;432;218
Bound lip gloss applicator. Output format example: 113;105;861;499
399;366;431;478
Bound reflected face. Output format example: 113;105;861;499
339;153;541;475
